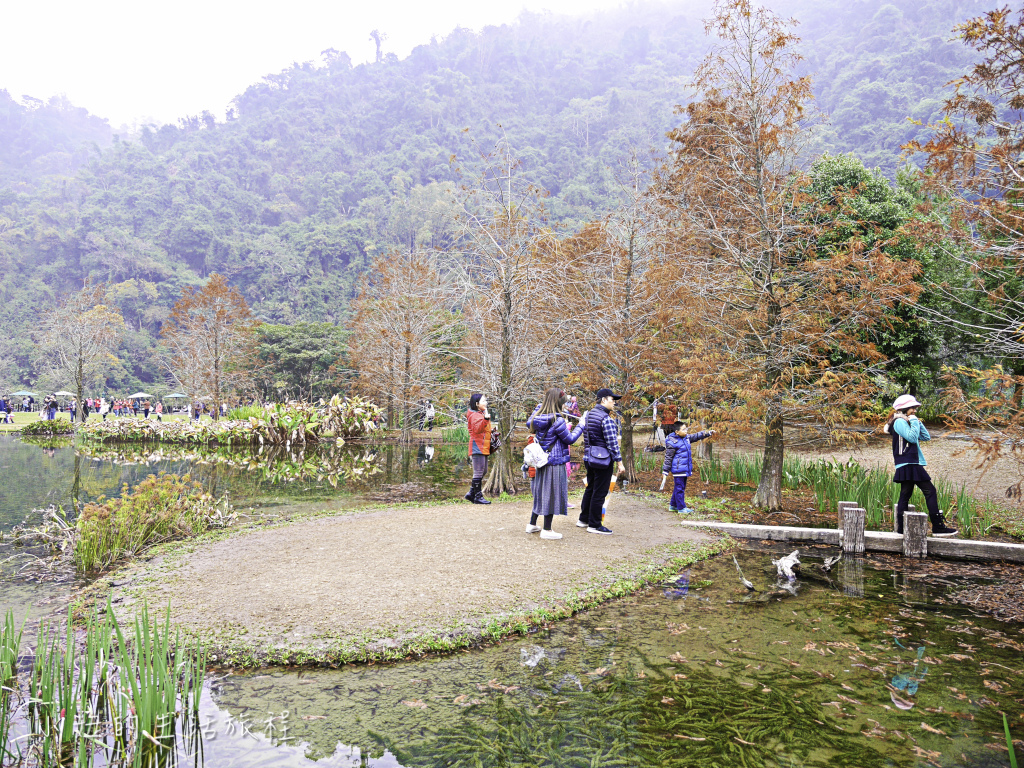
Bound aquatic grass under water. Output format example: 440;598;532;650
382;665;893;768
6;602;204;767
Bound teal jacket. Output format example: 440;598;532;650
892;416;929;468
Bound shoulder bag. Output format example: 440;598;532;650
583;415;612;467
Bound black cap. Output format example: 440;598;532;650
595;388;623;401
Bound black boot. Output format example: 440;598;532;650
473;480;491;504
896;507;904;535
930;510;959;537
465;479;478;502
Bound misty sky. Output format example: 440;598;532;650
2;0;631;129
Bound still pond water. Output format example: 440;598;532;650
0;435;1021;767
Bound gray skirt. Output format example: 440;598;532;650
531;463;568;517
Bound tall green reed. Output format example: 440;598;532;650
1006;713;1019;768
633;450;663;473
9;600;205;767
0;611;22;764
441;424;470;443
697;451;998;536
698;455;730;486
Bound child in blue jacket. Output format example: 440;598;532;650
662;421;715;512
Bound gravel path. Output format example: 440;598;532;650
107;495;712;662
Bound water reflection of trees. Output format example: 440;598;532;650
76;442;385;490
2;438;473;527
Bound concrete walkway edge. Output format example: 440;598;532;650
677;520;1024;562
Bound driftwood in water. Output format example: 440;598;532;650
732;555;755;590
841;507;865;554
903;512;928;558
772;550;800;581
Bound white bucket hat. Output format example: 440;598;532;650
892;394;922;411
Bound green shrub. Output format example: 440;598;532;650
74;474;232;572
18;419;74;437
226;404;269;420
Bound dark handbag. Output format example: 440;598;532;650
490;428;502;452
583;414;612;466
585;445;612;466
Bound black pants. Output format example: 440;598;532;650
580;462;614;528
896;479;940;530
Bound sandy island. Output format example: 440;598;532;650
101;495;719;665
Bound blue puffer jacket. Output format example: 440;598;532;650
662;431;712;476
530;412;584;465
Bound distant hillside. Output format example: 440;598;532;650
0;0;981;391
0;90;113;187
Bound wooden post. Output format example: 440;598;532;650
837;501;856;530
893;503;916;534
839;556;864;597
903;512;928;558
841;507;865;554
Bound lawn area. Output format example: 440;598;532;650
0;410;198;433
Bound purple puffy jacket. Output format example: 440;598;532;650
529;412;584;465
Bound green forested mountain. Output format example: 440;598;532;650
0;0;981;392
0;91;113;187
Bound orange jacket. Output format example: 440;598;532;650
467;409;492;456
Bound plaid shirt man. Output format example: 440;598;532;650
585;404;622;462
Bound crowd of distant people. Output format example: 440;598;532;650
0;394;237;423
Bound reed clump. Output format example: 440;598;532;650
75;473;232;573
441;424;470;443
1;603;204;767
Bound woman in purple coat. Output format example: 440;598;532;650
526;388;584;540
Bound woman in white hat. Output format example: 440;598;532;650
883;395;958;537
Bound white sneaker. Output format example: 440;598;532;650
540;530;562;540
525;524;542;533
576;520;588;528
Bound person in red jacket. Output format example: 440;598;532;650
465;393;492;504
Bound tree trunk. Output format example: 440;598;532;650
696;418;713;460
621;411;638;483
401;342;412;443
483;429;518;496
752;411;784;511
483;302;518;496
76;356;85;423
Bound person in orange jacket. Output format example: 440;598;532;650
465;393;492;504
